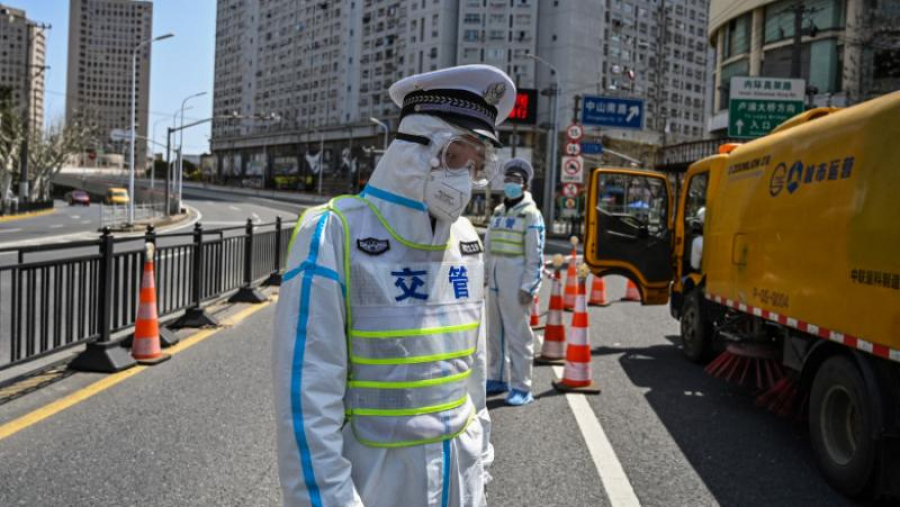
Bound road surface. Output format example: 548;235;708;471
0;275;871;506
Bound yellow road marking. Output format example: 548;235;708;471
0;298;275;442
0;208;56;223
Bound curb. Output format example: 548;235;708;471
0;208;56;223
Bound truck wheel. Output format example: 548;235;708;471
680;291;712;363
809;355;878;498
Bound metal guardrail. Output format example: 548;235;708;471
99;202;167;229
0;217;294;375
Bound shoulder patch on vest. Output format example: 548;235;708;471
357;237;390;255
459;240;483;256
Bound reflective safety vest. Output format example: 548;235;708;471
327;196;485;448
487;202;539;257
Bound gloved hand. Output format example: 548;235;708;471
518;290;532;306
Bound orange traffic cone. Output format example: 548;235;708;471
563;237;579;311
588;275;609;307
131;243;171;365
535;258;566;365
622;278;641;302
530;295;542;329
553;265;601;393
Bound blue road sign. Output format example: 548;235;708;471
580;142;603;155
582;96;645;130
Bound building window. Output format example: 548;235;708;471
719;58;749;110
764;0;846;44
464;13;481;24
464;30;481;42
485;47;505;60
724;14;750;58
760;38;842;94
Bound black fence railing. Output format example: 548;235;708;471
0;218;295;376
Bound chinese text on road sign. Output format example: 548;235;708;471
581;96;645;130
728;77;805;138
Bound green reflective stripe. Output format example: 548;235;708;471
489;232;524;242
352;408;475;448
350;394;469;417
351;347;476;365
351;321;479;339
349;369;472;389
342;195;449;251
491;238;524;246
490;242;525;253
489;252;524;257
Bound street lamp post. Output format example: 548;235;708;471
129;32;173;227
370;117;389;150
527;53;562;231
176;92;207;212
151;115;174;190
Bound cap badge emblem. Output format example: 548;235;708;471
484;82;506;106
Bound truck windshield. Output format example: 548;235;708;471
596;173;668;239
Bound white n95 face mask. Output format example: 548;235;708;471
424;168;472;223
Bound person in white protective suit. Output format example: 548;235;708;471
690;207;705;271
272;64;517;507
484;158;545;406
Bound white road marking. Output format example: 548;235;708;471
229;205;241;211
49;224;64;229
82;220;92;224
551;365;642;507
71;215;81;219
0;228;22;234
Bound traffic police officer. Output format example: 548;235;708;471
485;158;545;406
273;64;516;507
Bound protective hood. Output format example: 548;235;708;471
362;114;472;246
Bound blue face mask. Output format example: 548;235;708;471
503;183;523;199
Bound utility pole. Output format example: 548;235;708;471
572;94;582;123
165;127;172;216
655;0;669;137
511;74;520;158
790;0;805;78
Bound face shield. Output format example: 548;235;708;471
437;134;499;189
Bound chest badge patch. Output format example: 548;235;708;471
357;237;390;256
459;240;483;256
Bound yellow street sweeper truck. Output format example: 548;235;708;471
584;91;900;499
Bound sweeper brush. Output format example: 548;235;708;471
704;342;784;392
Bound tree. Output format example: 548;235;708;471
0;107;24;209
26;118;97;201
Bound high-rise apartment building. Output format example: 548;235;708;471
213;0;460;140
597;0;710;144
211;0;711;192
65;0;154;168
457;0;538;88
0;4;47;134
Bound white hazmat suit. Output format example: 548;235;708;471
272;115;493;507
485;191;545;394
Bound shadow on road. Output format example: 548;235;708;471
598;336;883;506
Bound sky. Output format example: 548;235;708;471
8;0;216;156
